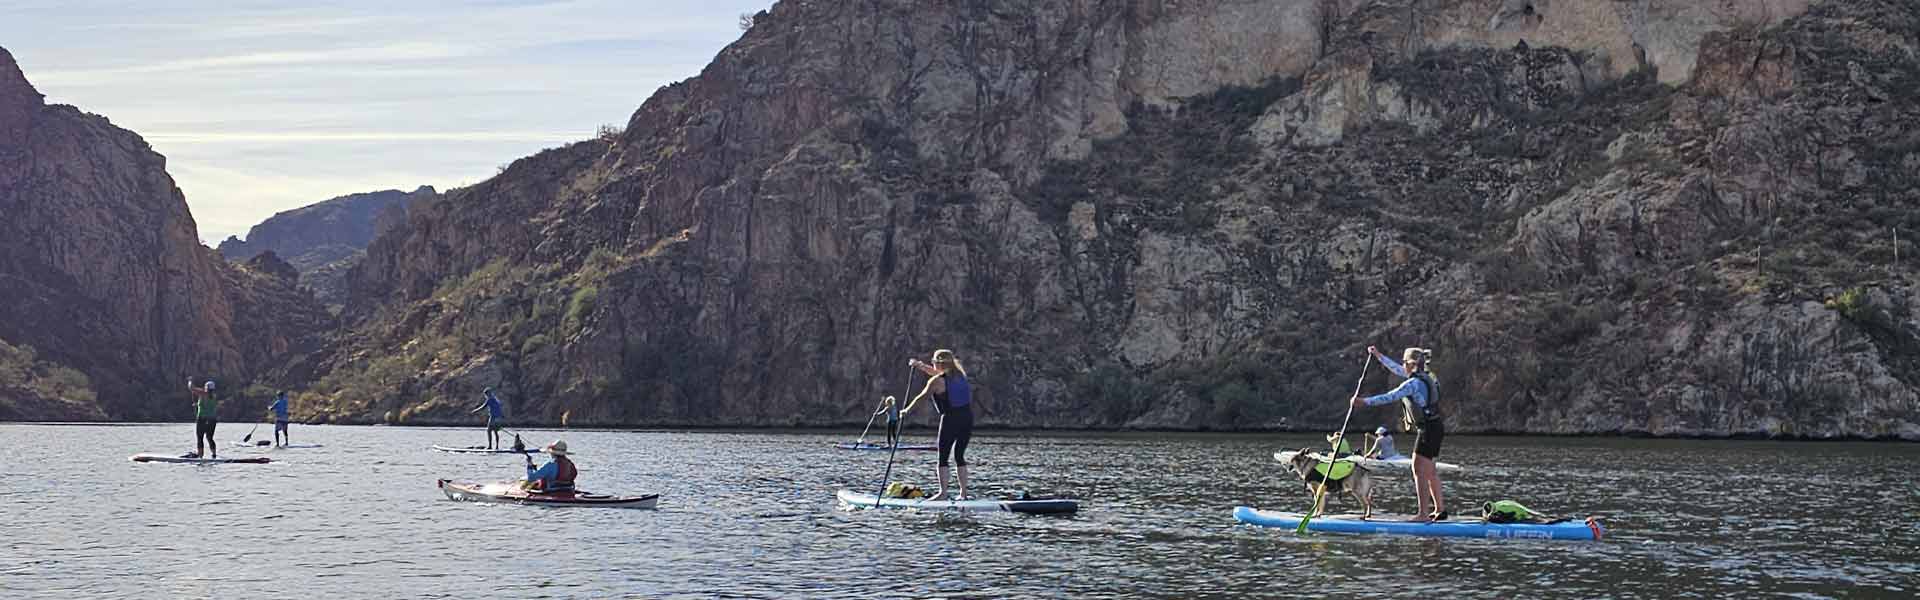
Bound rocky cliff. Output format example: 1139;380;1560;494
0;46;333;420
310;1;1912;438
220;186;435;310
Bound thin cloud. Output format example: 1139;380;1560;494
31;42;471;86
146;131;589;143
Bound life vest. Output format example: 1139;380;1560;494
533;457;577;492
1401;372;1442;429
1483;500;1535;523
932;372;972;414
1309;459;1356;483
884;482;927;499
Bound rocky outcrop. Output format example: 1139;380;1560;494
0;46;333;419
310;0;1912;439
220;186;435;309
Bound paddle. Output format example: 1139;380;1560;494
1297;352;1372;534
875;366;915;507
240;420;261;444
855;399;883;445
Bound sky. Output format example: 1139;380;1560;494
1;0;774;244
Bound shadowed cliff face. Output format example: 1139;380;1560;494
325;0;1918;439
0;46;333;420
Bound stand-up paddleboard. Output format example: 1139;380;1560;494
231;441;323;449
835;441;936;451
1274;450;1463;473
438;480;658;509
1233;506;1603;541
431;445;537;454
130;453;271;464
836;490;1078;514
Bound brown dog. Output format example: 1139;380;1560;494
1286;447;1378;519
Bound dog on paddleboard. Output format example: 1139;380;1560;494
1285;447;1378;519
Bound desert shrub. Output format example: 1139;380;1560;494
565;286;599;330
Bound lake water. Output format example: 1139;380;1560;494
3;424;1915;598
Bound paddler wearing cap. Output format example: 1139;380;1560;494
1352;345;1447;521
188;377;219;459
1365;426;1406;460
470;387;507;450
522;440;577;494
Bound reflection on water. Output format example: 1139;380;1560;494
2;425;1914;597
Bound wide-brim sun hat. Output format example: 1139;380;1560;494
542;440;568;456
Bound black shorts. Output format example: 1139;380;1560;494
195;417;217;438
1414;420;1445;459
487;418;503;432
937;405;974;467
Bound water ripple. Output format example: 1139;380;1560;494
1;425;1913;597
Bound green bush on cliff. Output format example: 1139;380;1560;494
0;339;98;411
565;286;599;330
1825;286;1889;331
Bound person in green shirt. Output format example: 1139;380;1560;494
189;378;218;458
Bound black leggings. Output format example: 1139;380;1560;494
195;418;217;449
937;406;973;467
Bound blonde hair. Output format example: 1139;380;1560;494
1402;347;1433;367
932;349;968;377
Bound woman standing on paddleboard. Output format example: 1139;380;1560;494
899;349;972;501
189;378;218;458
1353;346;1446;521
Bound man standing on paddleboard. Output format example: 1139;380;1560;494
268;391;291;447
189;378;218;459
900;349;973;501
470;387;506;450
1353;346;1446;521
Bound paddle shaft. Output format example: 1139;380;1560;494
241;421;260;442
1298;353;1372;534
856;401;881;443
876;368;914;507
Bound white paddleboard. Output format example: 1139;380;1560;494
1274;450;1463;473
431;445;536;454
835;489;1078;514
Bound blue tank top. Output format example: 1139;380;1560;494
944;373;971;409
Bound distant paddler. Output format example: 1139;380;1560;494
870;395;901;447
188;378;219;459
898;349;973;501
1365;426;1406;460
469;387;507;450
268;390;292;447
1352;346;1446;521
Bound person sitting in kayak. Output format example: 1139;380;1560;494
522;440;576;494
268;390;291;447
188;378;218;459
1353;346;1447;522
470;387;506;449
899;349;973;501
1365;426;1406;460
